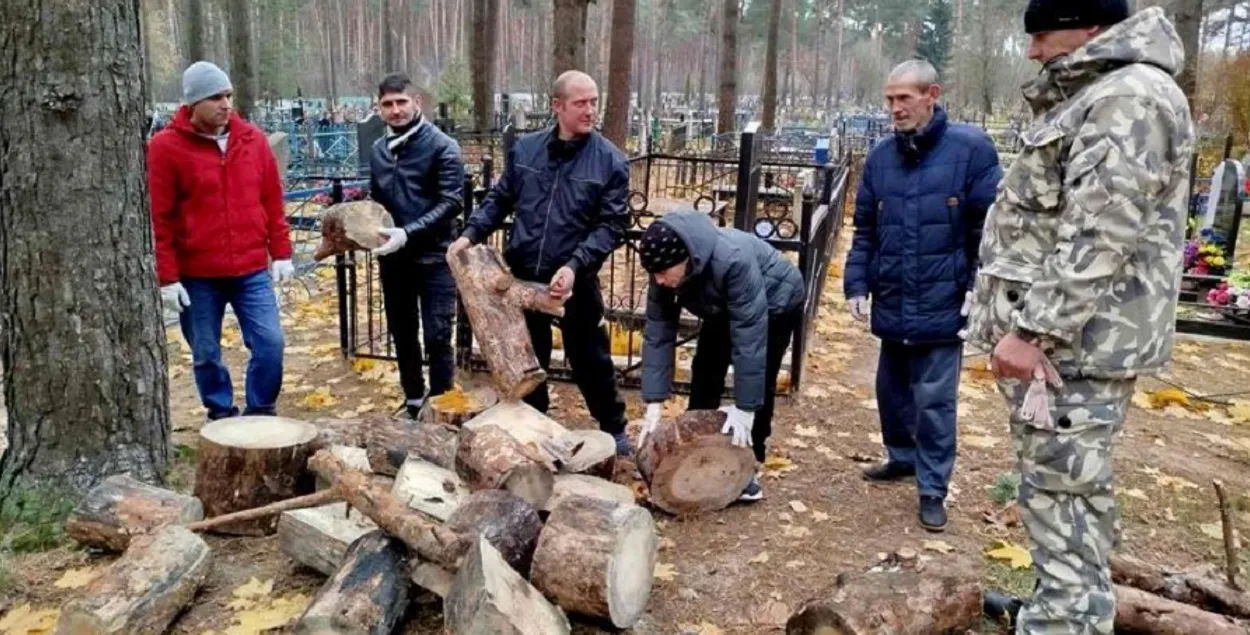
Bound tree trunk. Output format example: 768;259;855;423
186;0;206;63
1112;554;1250;618
603;0;636;147
383;0;398;72
761;0;782;130
295;531;411;635
472;0;501;131
552;0;590;77
445;536;572;635
785;0;796;108
651;0;665;111
1115;584;1246;634
786;570;983;633
716;0;739;134
530;495;657;628
0;0;170;500
636;410;756;515
226;0;258;119
66;474;204;552
1175;0;1206;112
427;386;498;428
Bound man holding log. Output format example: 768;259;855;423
448;71;632;455
637;211;805;501
368;73;465;418
966;1;1194;632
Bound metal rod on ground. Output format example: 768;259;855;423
184;489;341;533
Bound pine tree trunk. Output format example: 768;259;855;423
716;0;738;134
1175;0;1205;112
383;0;397;71
0;0;171;500
760;0;781;130
226;0;257;119
186;0;206;64
603;0;636;146
651;0;665;111
472;0;500;131
552;0;590;77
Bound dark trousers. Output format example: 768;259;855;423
875;340;961;498
378;253;457;402
688;306;802;463
523;276;626;434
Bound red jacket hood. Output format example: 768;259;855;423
169;107;258;143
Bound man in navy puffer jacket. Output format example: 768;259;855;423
843;60;1002;532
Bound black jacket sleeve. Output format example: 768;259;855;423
462;145;518;244
401;139;465;238
566;154;628;274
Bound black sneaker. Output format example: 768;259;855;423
919;495;948;532
613;432;635;457
982;591;1024;628
738;475;764;502
861;462;916;482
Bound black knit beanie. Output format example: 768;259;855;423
1024;0;1129;35
639;221;690;274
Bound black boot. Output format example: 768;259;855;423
982;591;1024;629
861;461;916;482
919;495;947;532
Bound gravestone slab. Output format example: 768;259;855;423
356;114;386;175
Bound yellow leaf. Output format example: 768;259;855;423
762;455;796;475
225;594;310;635
653;562;678;582
1146;388;1196;410
351;358;376;374
299;387;339;410
53;566;100;589
923;540;954;554
0;604;59;634
986;541;1033;569
1229;401;1250;424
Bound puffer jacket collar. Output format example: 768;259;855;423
894;105;948;165
169;106;256;148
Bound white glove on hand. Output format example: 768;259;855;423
638;403;662;449
849;296;870;322
960;291;973;317
372;227;409;256
719;405;755;448
161;283;191;314
271;259;295;283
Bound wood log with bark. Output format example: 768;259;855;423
786;569;982;634
393;457;469;522
278;502;378;576
1111;554;1250;619
65;474;204;551
295;530;411;635
636;410;756;515
555;429;617;479
1115;584;1247;635
55;526;212;635
455;424;555;510
193;416;319;535
447;245;566;400
530;495;657;628
444;535;572;635
365;418;461;475
462;401;570;450
444;489;544;577
316;445;372;490
426;386;499;427
313;200;394;260
545;474;635;512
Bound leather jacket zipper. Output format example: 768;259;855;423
535;164;561;278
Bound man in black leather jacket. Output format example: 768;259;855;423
450;71;632;455
369;73;465;418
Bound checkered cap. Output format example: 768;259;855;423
639;221;691;274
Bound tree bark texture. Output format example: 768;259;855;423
383;0;398;72
760;0;782;130
444;536;572;635
716;0;739;134
603;0;636;147
444;489;543;576
66;474;203;552
1115;584;1246;635
1175;0;1205;113
365;419;462;475
785;570;983;634
226;0;258;119
1112;554;1250;619
636;410;756;515
0;0;171;500
186;0;206;64
455;424;555;510
295;530;411;635
553;0;591;77
472;0;501;131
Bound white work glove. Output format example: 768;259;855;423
638;403;662;449
372;227;409;256
270;259;295;283
849;296;870;322
161;283;191;314
959;290;973;317
719;405;755;449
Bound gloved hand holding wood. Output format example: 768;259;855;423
313;200;395;260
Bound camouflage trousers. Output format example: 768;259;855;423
998;376;1136;635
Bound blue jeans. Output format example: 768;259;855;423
178;269;285;419
875;340;961;498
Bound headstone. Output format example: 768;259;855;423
1204;159;1245;259
356;114;386;175
668;123;688;153
267;132;290;183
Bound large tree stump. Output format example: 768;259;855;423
427;386;498;427
295;530;411;635
1115;584;1247;635
530;495;658;628
1112;554;1250;618
785;570;982;634
545;474;635;513
313;201;394;260
444;489;544;577
636;410;756;515
448;245;566;400
65;474;203;551
456;424;555;510
55;526;212;635
393;456;469;522
365;419;460;475
444;535;571;635
278;502;378;576
193;416;319;535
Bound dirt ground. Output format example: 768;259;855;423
5;230;1250;635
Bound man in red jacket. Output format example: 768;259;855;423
148;61;294;420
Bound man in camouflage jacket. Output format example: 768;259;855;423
965;1;1194;632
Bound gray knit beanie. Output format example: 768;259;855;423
182;61;233;105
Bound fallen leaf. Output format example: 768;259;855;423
763;456;796;475
1146;387;1192;410
923;540;954;554
654;562;678;582
812;511;830;522
227;577;275;610
1229;401;1250;424
986;541;1033;569
0;604;58;634
748;551;770;564
53;566;99;589
350;358;377;374
963;435;1000;449
299;387;339;410
752;599;791;626
789;500;809;513
225;594;310;635
678;622;725;635
794;425;819;438
1200;522;1227;541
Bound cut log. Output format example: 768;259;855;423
463;401;570;450
444;489;543;576
636;410;757;515
278;502;379;576
295;530;410;635
313;417;368;448
313;200;394;261
427;386;499;427
1115;584;1247;635
55;525;212;635
308;449;470;569
545;474;635;513
455;424;554;510
530;495;657;628
1112;554;1250;619
393;457;469;522
413;561;456;599
365;418;460;475
65;474;204;552
557;429;617;479
448;245;565;400
193;416;320;535
444;535;571;635
785;570;982;634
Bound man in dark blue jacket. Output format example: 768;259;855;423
369;73;465;418
843;60;1002;532
449;71;632;454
